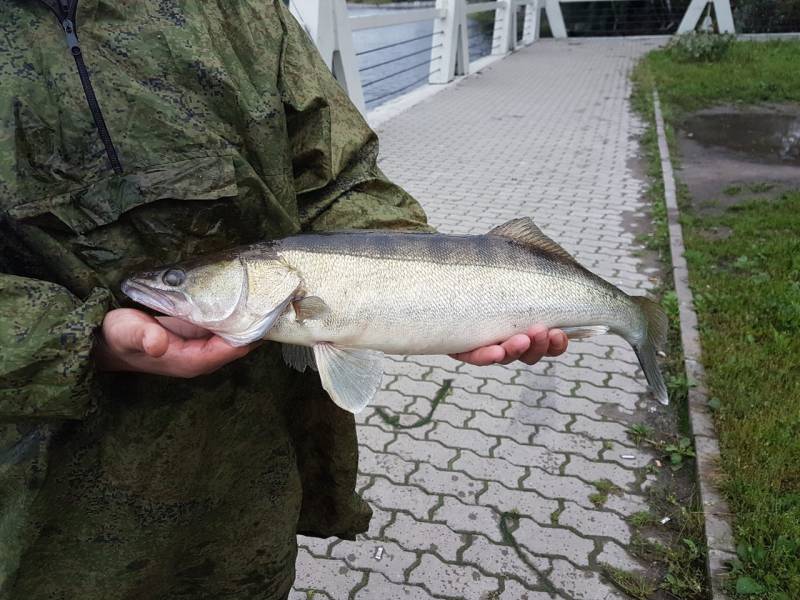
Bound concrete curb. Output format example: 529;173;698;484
652;90;736;600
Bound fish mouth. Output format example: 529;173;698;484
121;279;180;316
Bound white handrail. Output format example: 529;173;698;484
349;8;447;31
465;1;503;14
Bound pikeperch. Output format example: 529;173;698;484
122;218;668;412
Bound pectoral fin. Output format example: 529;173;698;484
282;343;317;372
293;296;330;322
313;343;384;413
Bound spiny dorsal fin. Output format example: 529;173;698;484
487;218;573;261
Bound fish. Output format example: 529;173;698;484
121;218;668;413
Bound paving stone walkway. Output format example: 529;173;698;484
292;38;666;600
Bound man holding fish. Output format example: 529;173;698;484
0;1;574;598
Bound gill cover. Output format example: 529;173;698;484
211;257;302;347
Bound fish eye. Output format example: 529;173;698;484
162;268;185;287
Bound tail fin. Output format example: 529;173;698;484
631;297;669;405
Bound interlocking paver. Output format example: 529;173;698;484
386;433;457;469
359;445;417;482
407;553;500;599
521;469;598;508
293;548;363;597
513;519;595;567
385;512;468;561
597;540;649;573
363;477;438;516
408;462;483;502
559;501;632;543
549;558;627;599
294;37;666;598
479;481;559;524
499;580;554;599
564;455;638;489
428;421;498;455
354;573;432;600
530;427;605;459
331;539;417;584
446;389;509;416
452;448;526;488
432;496;503;543
492;438;563;474
461;534;546;587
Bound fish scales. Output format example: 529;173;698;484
265;232;637;356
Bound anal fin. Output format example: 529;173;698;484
313;344;384;413
282;344;318;372
561;325;610;340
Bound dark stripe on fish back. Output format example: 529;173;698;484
270;231;591;279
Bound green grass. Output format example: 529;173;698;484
633;38;800;599
684;194;800;599
602;565;657;599
639;40;800;116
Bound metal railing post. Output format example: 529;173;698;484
545;0;568;38
430;0;469;83
492;1;515;55
289;0;366;113
677;0;735;34
521;0;541;44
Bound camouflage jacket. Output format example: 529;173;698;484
0;1;428;598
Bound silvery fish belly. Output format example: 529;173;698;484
122;218;668;414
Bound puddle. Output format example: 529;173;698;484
681;109;800;165
675;104;800;214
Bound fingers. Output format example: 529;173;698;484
166;336;256;378
140;323;170;357
103;309;169;357
519;325;550;365
156;316;212;339
499;334;532;365
450;344;505;366
546;330;569;357
452;326;570;367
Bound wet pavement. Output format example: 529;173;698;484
676;104;800;212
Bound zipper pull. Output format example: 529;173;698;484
62;19;81;55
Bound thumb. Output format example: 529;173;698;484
116;319;169;357
139;323;170;357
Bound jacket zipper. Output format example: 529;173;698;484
45;0;123;174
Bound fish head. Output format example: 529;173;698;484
122;255;247;327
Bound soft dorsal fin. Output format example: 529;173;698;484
487;218;574;261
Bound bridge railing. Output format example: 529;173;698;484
289;0;546;113
288;0;740;113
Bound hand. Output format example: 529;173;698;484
94;308;258;378
451;325;568;366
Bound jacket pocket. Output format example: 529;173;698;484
7;155;238;235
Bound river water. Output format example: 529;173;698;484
348;4;495;107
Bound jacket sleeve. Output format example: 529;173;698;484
0;274;111;421
276;2;432;233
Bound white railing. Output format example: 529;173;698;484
288;0;735;113
290;0;549;113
